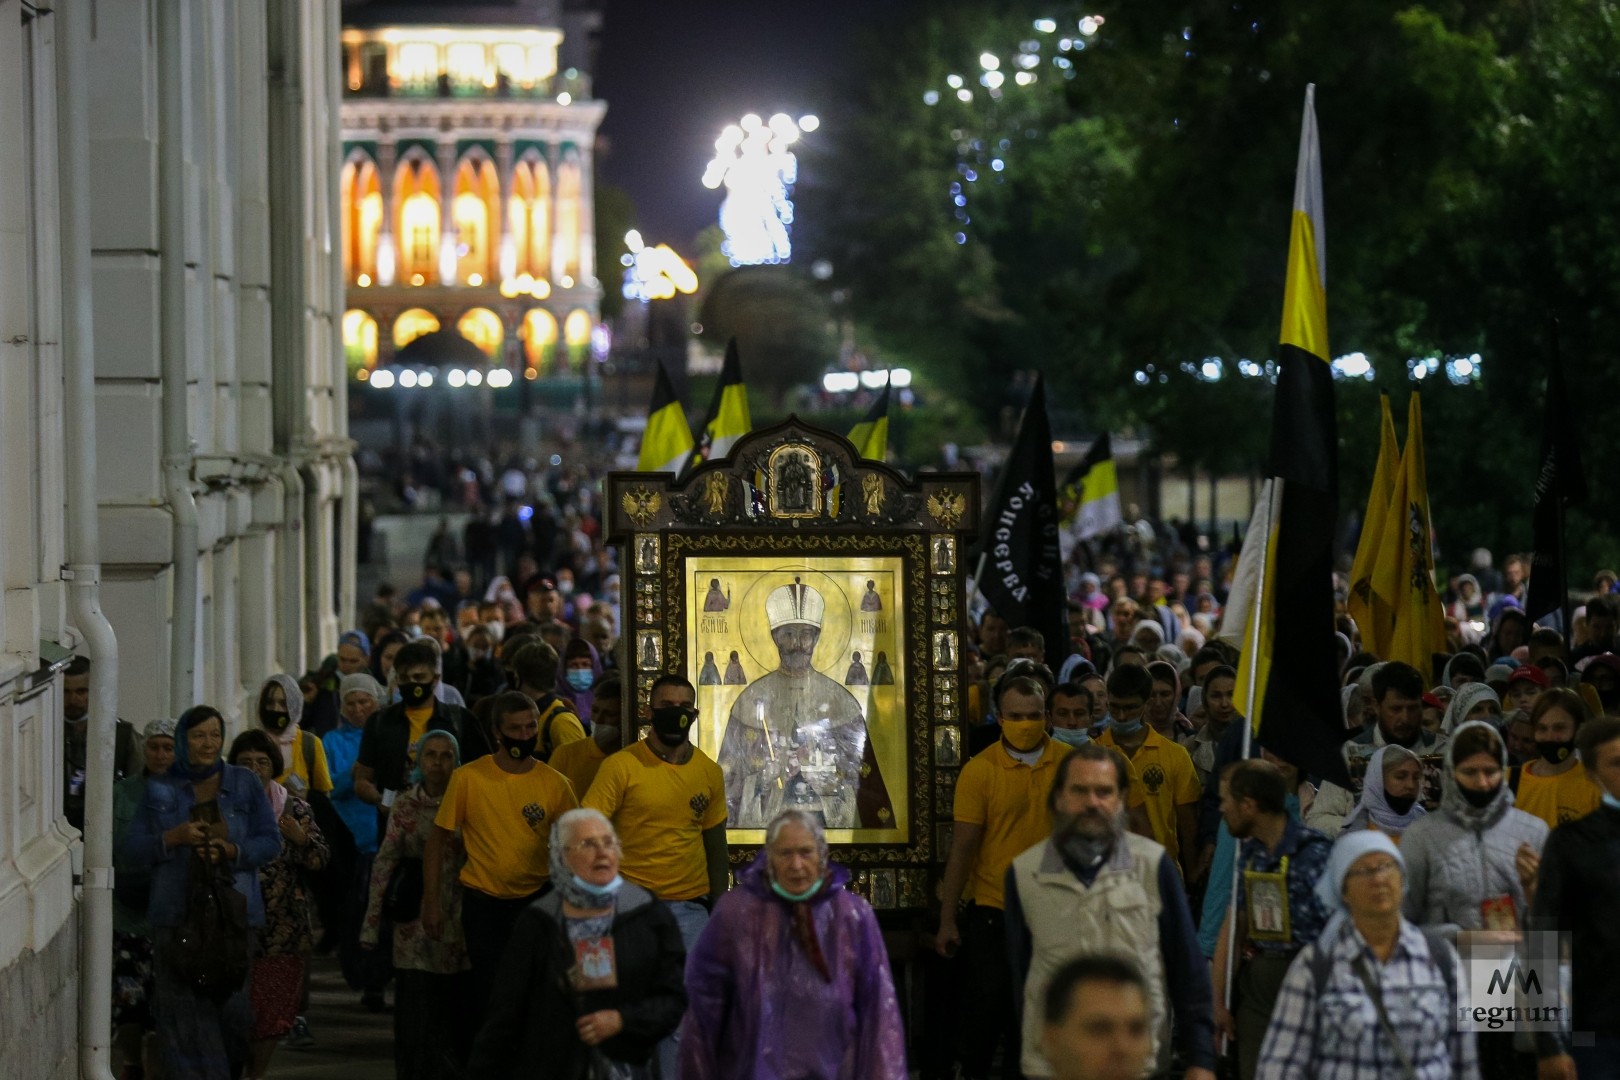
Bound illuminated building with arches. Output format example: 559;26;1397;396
339;1;606;393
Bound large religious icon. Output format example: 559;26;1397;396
685;557;907;843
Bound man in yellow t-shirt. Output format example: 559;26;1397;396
584;673;727;1079
508;640;587;760
550;673;622;798
1096;664;1202;876
423;690;578;1014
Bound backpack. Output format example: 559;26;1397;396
1308;922;1458;1002
163;861;251;1001
537;698;579;763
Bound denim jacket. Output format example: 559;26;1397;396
119;764;282;928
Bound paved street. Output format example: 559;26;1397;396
266;956;394;1079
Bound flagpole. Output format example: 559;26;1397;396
1222;477;1276;1035
1550;320;1573;640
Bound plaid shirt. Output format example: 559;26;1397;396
1257;917;1478;1080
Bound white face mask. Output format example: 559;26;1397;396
485;621;505;643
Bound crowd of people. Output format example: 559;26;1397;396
69;453;1620;1080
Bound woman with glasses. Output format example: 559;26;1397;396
1256;830;1476;1079
362;729;472;1078
467;807;687;1079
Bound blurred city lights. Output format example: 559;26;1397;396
703;112;805;266
622;233;700;301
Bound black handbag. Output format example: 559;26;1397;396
382;856;425;922
164;862;251;1001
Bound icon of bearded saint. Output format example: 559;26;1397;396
719;577;895;829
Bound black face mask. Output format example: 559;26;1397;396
400;682;433;707
260;708;291;732
650;705;694;745
501;733;538;761
1537;739;1575;766
1385;793;1418;815
1460;785;1500;808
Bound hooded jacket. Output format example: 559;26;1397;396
678;853;907;1080
1399;719;1548;939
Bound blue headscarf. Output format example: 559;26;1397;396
409;728;461;786
169;705;226;781
1315;829;1405;919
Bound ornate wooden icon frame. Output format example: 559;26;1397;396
605;417;979;909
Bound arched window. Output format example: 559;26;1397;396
563;309;593;369
453;156;499;285
508;161;534;278
343;309;379;378
340;156;381;284
394;155;441;285
525;156;552;280
457;307;504;361
393;308;441;350
556;151;582;282
521;308;558;375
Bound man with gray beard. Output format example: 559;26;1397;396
1005;743;1215;1080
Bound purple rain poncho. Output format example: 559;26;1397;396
677;853;908;1080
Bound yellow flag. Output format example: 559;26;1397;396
847;383;891;461
636;360;694;474
1347;396;1400;657
1370;392;1446;672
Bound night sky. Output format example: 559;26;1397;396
593;0;918;246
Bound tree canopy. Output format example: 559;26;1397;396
798;0;1620;573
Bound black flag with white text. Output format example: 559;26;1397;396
975;373;1070;672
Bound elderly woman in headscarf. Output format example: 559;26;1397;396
1256;831;1476;1080
1398;718;1547;1079
362;730;473;1078
111;718;178;1076
679;809;907;1080
121;705;281;1080
228;727;330;1079
1146;660;1194;741
1442;681;1501;736
1339;744;1426;842
469;807;686;1079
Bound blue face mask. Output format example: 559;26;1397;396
770;878;824;903
1050;726;1092;748
1108;712;1146;738
1603;793;1620;812
572;872;624;898
566;668;594;692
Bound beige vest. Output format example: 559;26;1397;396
1012;831;1168;1078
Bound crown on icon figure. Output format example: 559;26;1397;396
766;576;825;630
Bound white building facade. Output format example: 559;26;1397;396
0;0;352;1073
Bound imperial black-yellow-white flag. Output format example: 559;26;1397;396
1058;433;1123;540
847;382;891;461
636;358;695;475
695;339;752;465
1233;85;1348;788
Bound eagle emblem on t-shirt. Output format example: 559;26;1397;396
523;803;546;829
1142;764;1166;795
689;793;710;820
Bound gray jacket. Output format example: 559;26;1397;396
1400;719;1549;939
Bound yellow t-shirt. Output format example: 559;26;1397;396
1515;764;1602;829
550;737;607;801
539;700;587;756
276;731;334;795
434;756;579;898
953;738;1073;911
406;704;435;752
583;741;727;901
1098;727;1202;857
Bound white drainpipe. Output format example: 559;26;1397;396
159;0;199;710
58;2;120;1077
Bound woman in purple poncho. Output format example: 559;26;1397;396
678;809;908;1080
